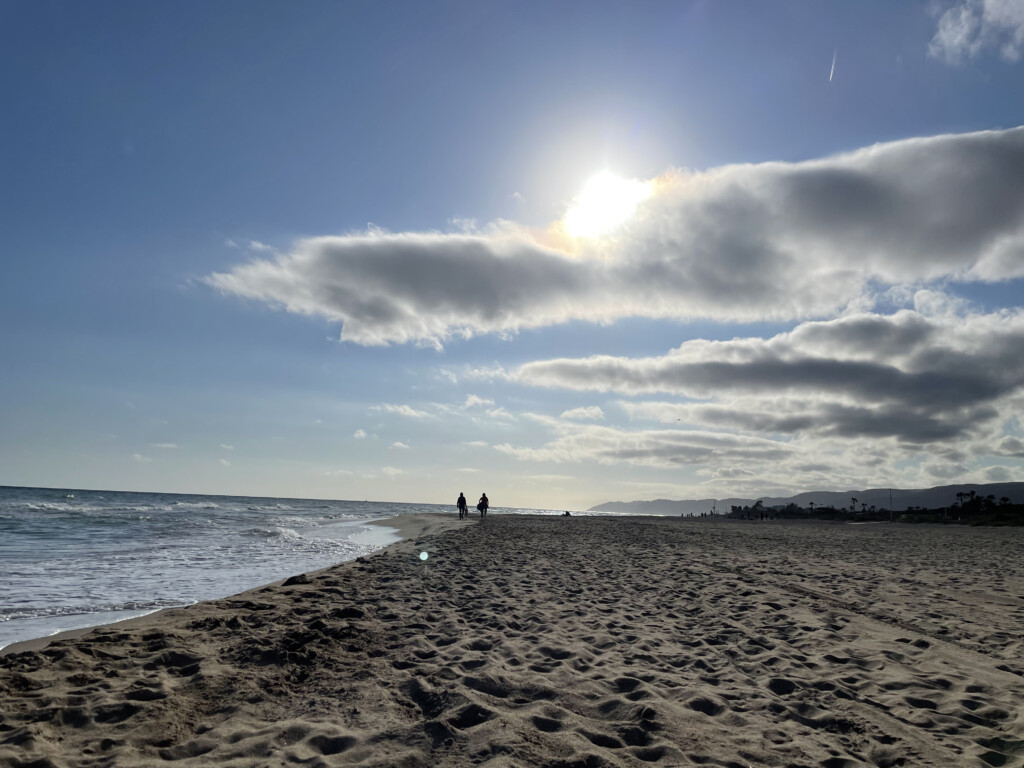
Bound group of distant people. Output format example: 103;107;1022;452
457;492;488;519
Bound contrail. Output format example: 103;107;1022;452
829;49;837;83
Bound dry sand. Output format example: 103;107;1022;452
2;515;1023;768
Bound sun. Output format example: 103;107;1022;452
563;171;652;238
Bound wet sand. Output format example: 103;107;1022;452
2;515;1023;767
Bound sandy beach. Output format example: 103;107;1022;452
2;515;1023;768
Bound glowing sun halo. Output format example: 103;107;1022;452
563;171;652;238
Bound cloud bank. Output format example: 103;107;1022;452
208;126;1024;347
487;300;1024;492
517;305;1024;445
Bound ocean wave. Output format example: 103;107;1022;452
0;598;184;623
172;501;221;509
24;502;101;513
243;526;302;541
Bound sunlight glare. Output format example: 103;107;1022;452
563;171;652;238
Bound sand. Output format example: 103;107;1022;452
2;515;1023;768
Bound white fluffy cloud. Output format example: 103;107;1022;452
207;127;1024;347
371;403;433;419
930;0;1024;62
560;406;605;420
495;420;793;469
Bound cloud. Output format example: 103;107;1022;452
132;453;151;463
390;441;410;450
207;126;1024;347
465;440;489;447
372;403;433;419
353;429;367;439
494;421;793;469
560;406;605;421
464;394;495;409
930;0;1024;63
519;306;1024;445
465;365;511;381
220;458;232;467
150;443;177;449
458;467;480;473
381;466;404;477
983;465;1024;482
992;436;1024;457
220;444;234;450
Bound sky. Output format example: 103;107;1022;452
2;0;1024;510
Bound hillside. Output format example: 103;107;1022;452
589;482;1024;515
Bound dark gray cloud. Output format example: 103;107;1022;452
207;127;1024;347
520;308;1024;444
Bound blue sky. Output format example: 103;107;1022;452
2;0;1024;509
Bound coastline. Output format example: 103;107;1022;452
2;515;1023;767
0;513;466;658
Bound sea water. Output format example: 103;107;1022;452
0;486;554;651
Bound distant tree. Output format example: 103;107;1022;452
1001;496;1011;507
850;496;858;513
965;490;979;515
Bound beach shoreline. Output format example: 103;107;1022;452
0;513;466;658
2;515;1023;767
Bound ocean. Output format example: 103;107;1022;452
0;486;558;651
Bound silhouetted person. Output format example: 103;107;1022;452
563;510;571;516
457;492;467;520
478;493;489;518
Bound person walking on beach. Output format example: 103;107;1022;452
477;492;489;518
457;492;468;520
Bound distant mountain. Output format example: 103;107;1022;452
588;482;1024;515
